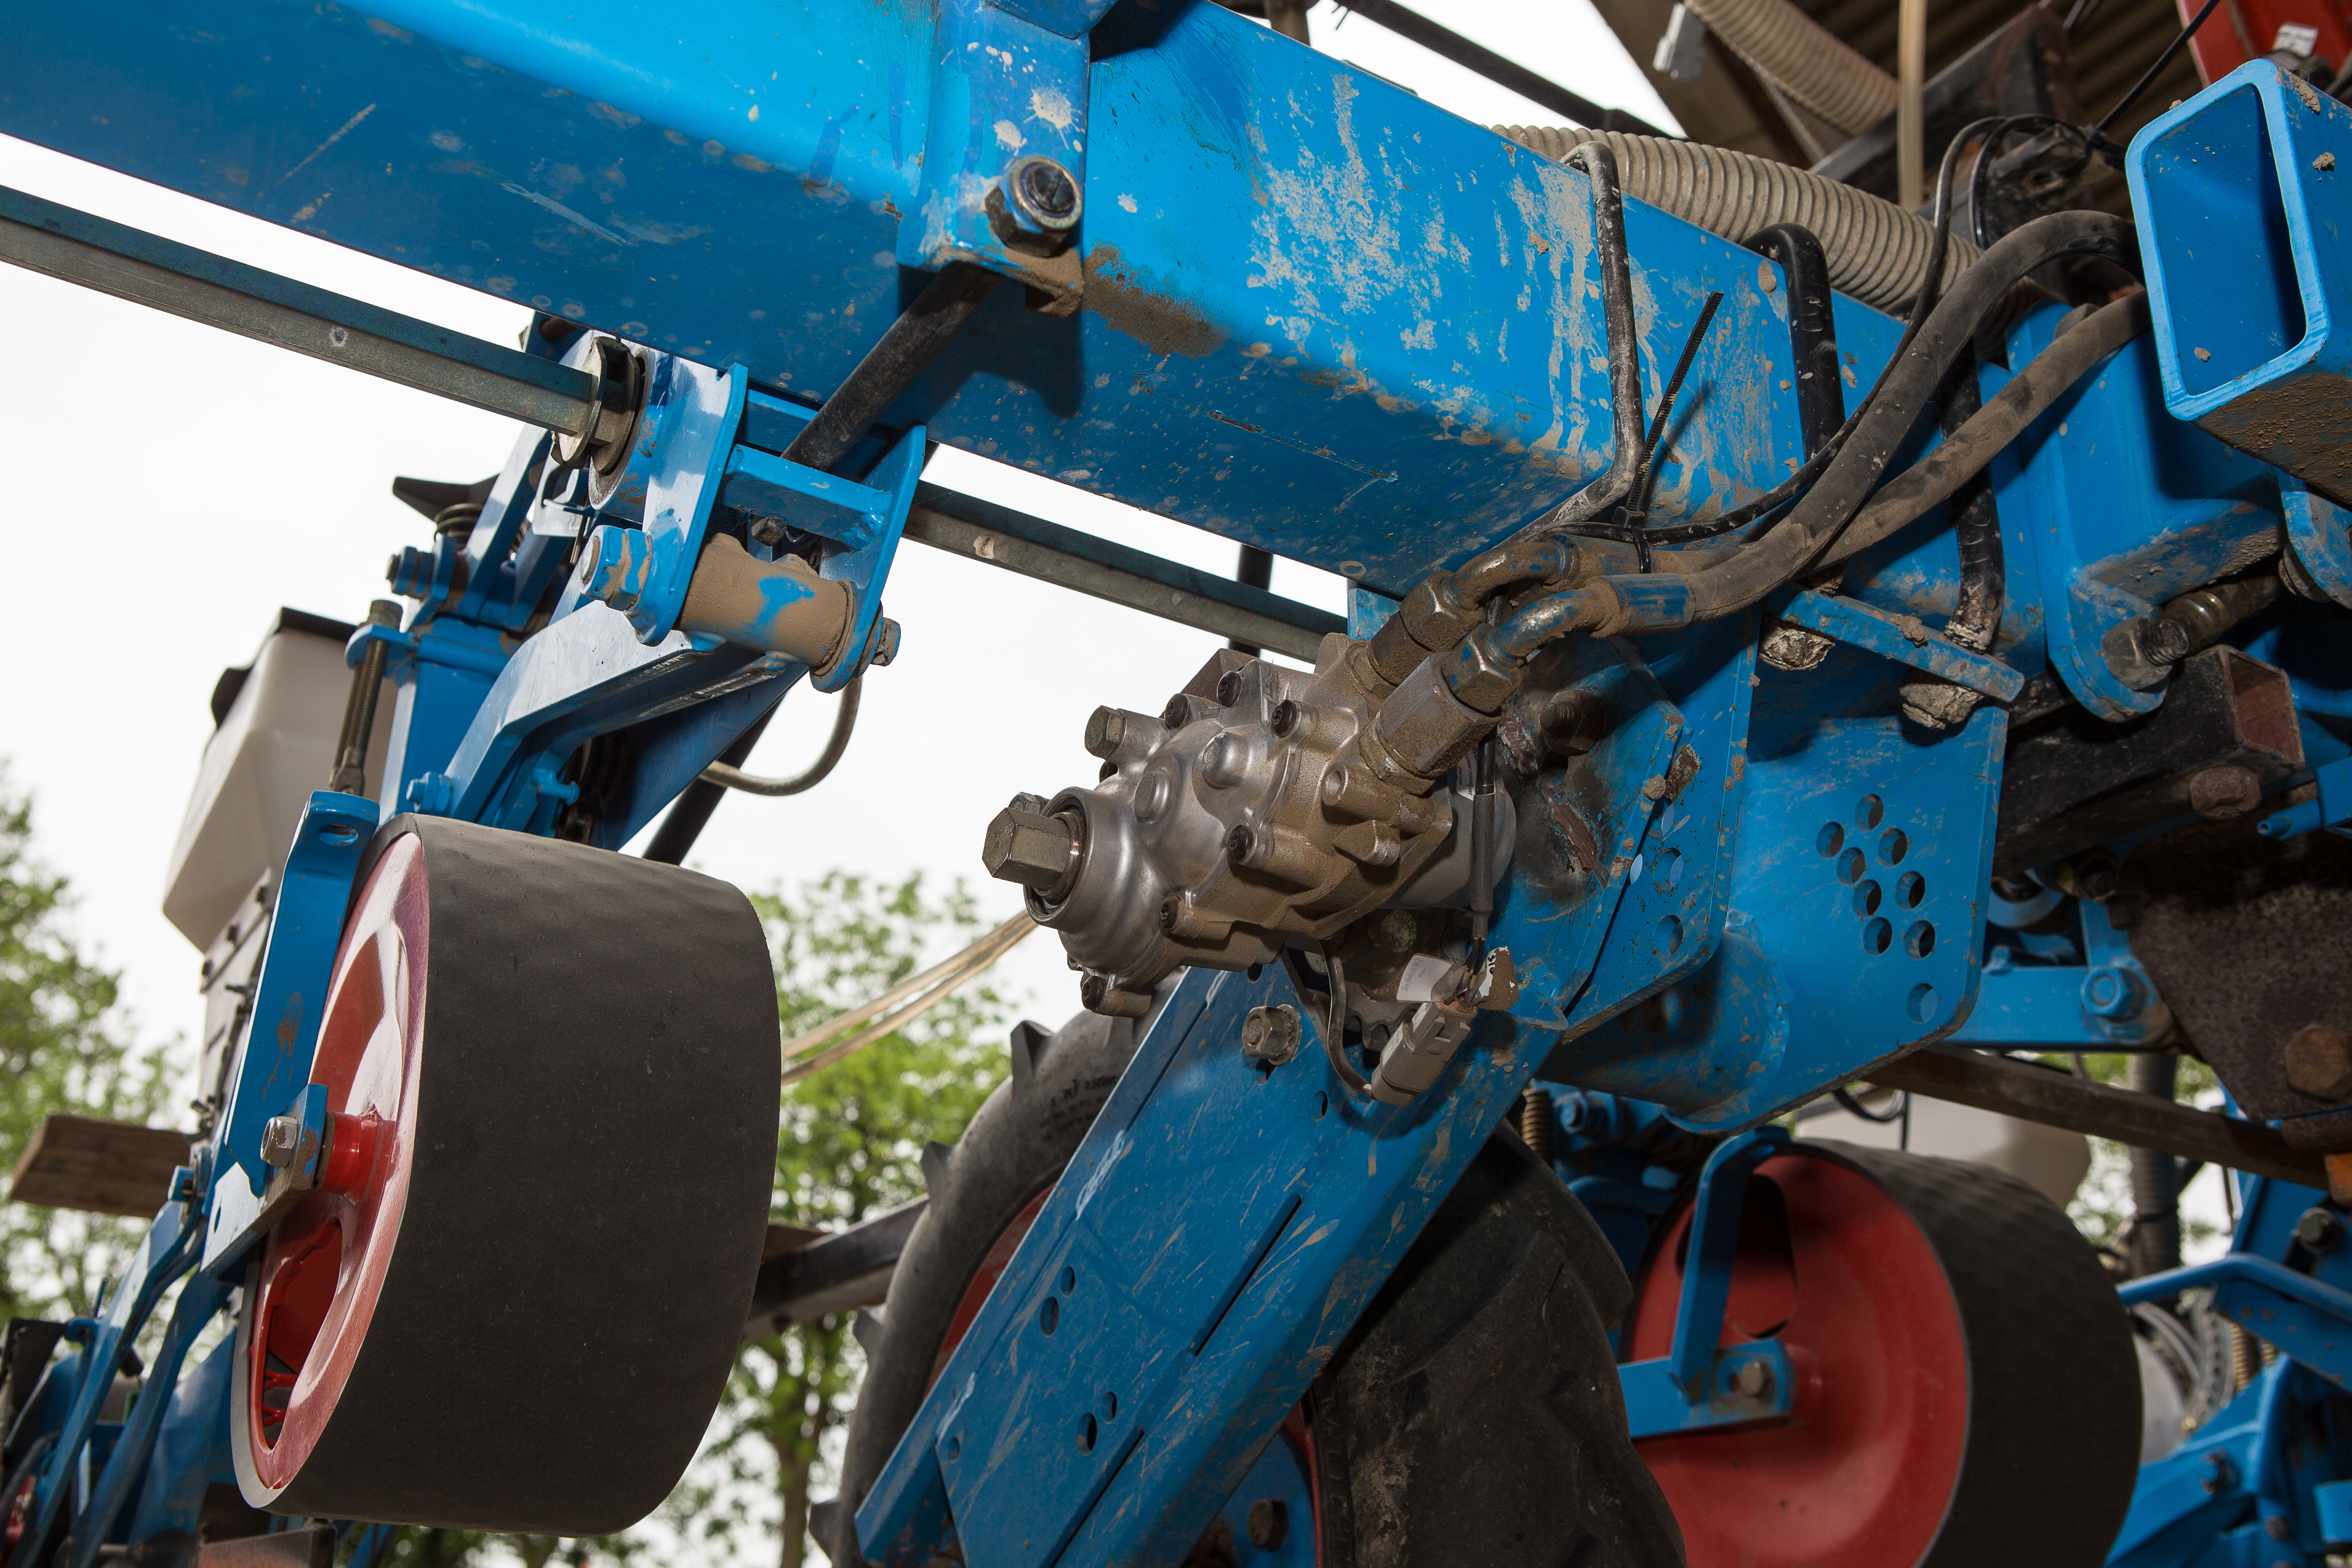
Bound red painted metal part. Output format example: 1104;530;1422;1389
244;835;429;1494
1626;1152;1969;1568
2181;0;2352;86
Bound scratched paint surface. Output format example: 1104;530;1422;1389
0;0;1821;592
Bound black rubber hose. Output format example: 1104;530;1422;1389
1229;544;1275;655
1528;143;1648;534
1663;209;2139;619
641;699;781;864
1805;293;2147;574
1747;224;1846;457
697;678;862;796
1939;349;2005;653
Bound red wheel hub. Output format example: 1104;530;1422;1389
1625;1152;1969;1568
242;834;428;1496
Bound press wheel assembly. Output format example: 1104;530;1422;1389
229;815;780;1535
1625;1141;2142;1568
829;1011;1682;1568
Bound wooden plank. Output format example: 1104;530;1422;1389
8;1114;192;1217
1869;1045;2327;1188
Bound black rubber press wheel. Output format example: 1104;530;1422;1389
229;815;779;1535
825;1007;1681;1568
1625;1141;2140;1568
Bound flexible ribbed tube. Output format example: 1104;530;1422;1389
1686;0;1900;134
1501;125;1977;314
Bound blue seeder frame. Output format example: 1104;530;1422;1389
4;1;2352;1560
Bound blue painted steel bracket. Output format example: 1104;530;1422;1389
1619;1341;1795;1439
2129;61;2352;503
2123;1254;2352;1388
2283;480;2352;608
1768;587;2025;702
1989;304;2281;722
58;1273;226;1568
1491;638;1686;1028
857;944;1660;1564
199;791;379;1274
2262;753;2352;840
1561;646;2007;1129
1557;616;1759;1039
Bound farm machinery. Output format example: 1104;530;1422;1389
8;0;2352;1560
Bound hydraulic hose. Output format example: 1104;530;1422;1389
699;678;862;796
1805;292;2147;573
1499;125;1977;313
1658;210;2139;620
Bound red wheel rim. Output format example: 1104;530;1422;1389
1625;1152;1969;1568
243;834;429;1493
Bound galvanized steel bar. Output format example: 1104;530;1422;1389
0;183;610;441
904;486;1345;662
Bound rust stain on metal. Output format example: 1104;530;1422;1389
1082;243;1226;359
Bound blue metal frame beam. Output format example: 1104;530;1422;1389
0;0;1838;592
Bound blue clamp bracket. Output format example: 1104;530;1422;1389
1768;587;2025;704
1615;1125;1801;1438
2262;754;2352;842
2121;1252;2352;1387
200;791;378;1274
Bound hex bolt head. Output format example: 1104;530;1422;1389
1241;1004;1303;1066
260;1116;303;1168
2295;1206;2345;1254
2080;964;2149;1020
2286;1023;2352;1101
1007;156;1082;231
1215;668;1247;707
981;802;1081;898
1084;706;1127;760
1376;909;1419;955
2188;764;2263;820
1246;1499;1290;1551
1270;699;1302;738
1731;1358;1774;1399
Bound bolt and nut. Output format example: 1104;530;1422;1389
1241;1004;1303;1067
2187;764;2262;819
1730;1357;1774;1399
2286;1023;2352;1101
2295;1205;2346;1254
259;1116;305;1168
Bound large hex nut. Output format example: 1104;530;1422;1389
1370;660;1491;783
982;801;1082;900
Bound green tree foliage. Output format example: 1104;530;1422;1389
2045;1050;2227;1258
666;871;1012;1568
0;773;175;1320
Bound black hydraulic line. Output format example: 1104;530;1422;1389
1327;0;1669;136
783;262;1003;478
642;702;781;865
1623;291;1724;572
1746;225;1846;458
1938;350;2005;652
1229;544;1277;655
1811;292;2146;572
0;183;616;444
1528;144;1649;536
1316;945;1376;1098
1665;207;2139;619
699;679;863;796
2094;0;2225;136
328;602;401;796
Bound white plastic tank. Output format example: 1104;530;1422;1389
161;609;393;950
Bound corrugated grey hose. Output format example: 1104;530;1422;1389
1500;125;1978;314
1683;0;1898;135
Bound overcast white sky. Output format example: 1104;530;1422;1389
0;0;1675;1071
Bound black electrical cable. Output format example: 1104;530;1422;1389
1553;116;1998;551
2094;0;2225;137
1621;290;1725;572
1316;944;1375;1098
1833;1086;1907;1124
